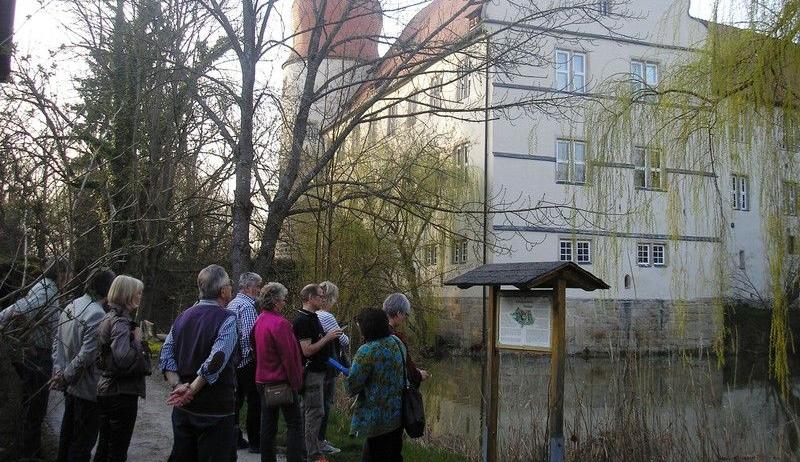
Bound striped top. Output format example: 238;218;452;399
316;309;350;347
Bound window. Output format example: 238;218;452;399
780;114;800;151
789;232;797;255
559;239;591;264
597;0;611;15
555;49;586;92
424;244;438;265
738;250;746;270
407;97;418;126
785;181;799;216
652;243;666;266
576;240;591;264
451;239;468;264
454;143;469;174
731;175;749;211
430;75;443;109
637;243;650;266
556;139;587;184
387;105;398;135
349;124;362;153
456;58;471;100
631;60;658;100
633;146;663;190
559;240;573;262
638;242;667;267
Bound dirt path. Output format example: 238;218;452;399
45;373;280;462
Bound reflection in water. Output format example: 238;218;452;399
420;352;799;460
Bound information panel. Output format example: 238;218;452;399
497;292;551;351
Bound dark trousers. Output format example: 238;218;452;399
12;353;52;459
171;407;236;462
259;389;303;462
362;427;403;462
95;394;138;462
57;393;100;462
235;361;261;448
318;374;336;441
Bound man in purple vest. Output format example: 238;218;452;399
159;264;239;462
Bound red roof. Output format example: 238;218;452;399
291;0;383;62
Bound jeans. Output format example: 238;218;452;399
95;394;138;462
171;407;236;462
301;370;326;460
12;352;52;459
318;373;337;441
259;387;303;462
235;361;261;448
57;393;100;462
362;426;403;462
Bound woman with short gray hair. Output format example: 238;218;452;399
382;293;429;387
252;282;304;462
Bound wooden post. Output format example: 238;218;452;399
484;285;500;462
548;279;567;462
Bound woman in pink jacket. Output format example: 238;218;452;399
252;282;304;462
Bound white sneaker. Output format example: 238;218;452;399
320;441;341;454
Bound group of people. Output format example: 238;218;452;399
0;262;149;462
0;261;428;462
159;265;429;462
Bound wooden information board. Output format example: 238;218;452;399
497;291;551;351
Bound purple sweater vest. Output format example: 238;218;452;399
172;302;238;415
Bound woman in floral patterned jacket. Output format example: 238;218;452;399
345;308;406;462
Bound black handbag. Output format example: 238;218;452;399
393;336;425;438
262;382;294;407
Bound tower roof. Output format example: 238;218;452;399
290;0;383;63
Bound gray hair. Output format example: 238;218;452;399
238;272;263;291
258;282;288;311
382;293;411;318
197;264;230;299
319;280;339;304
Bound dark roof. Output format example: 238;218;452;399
443;261;610;291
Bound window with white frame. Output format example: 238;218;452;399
424;244;437;265
785;181;799;216
637;243;650;266
407;97;418;126
430;75;443;108
556;139;587;184
731;175;749;211
652;243;666;266
451;239;468;264
387;105;398;136
633;146;663;190
638;242;667;266
559;240;573;262
630;60;658;100
555;49;586;92
456;58;471;100
455;143;469;178
576;240;591;264
597;0;611;15
559;239;591;264
780;113;800;151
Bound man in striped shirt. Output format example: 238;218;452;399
227;272;263;453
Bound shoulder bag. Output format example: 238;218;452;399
392;336;425;438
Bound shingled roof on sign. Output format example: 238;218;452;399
444;261;610;291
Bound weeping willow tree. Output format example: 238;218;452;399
588;0;800;393
289;122;477;346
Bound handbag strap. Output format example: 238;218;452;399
391;335;408;390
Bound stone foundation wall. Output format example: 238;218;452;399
436;296;719;354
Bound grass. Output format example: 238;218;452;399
245;399;468;462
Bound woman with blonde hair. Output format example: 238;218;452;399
94;275;151;462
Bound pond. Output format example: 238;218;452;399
418;352;799;460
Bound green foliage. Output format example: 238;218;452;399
588;1;800;393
